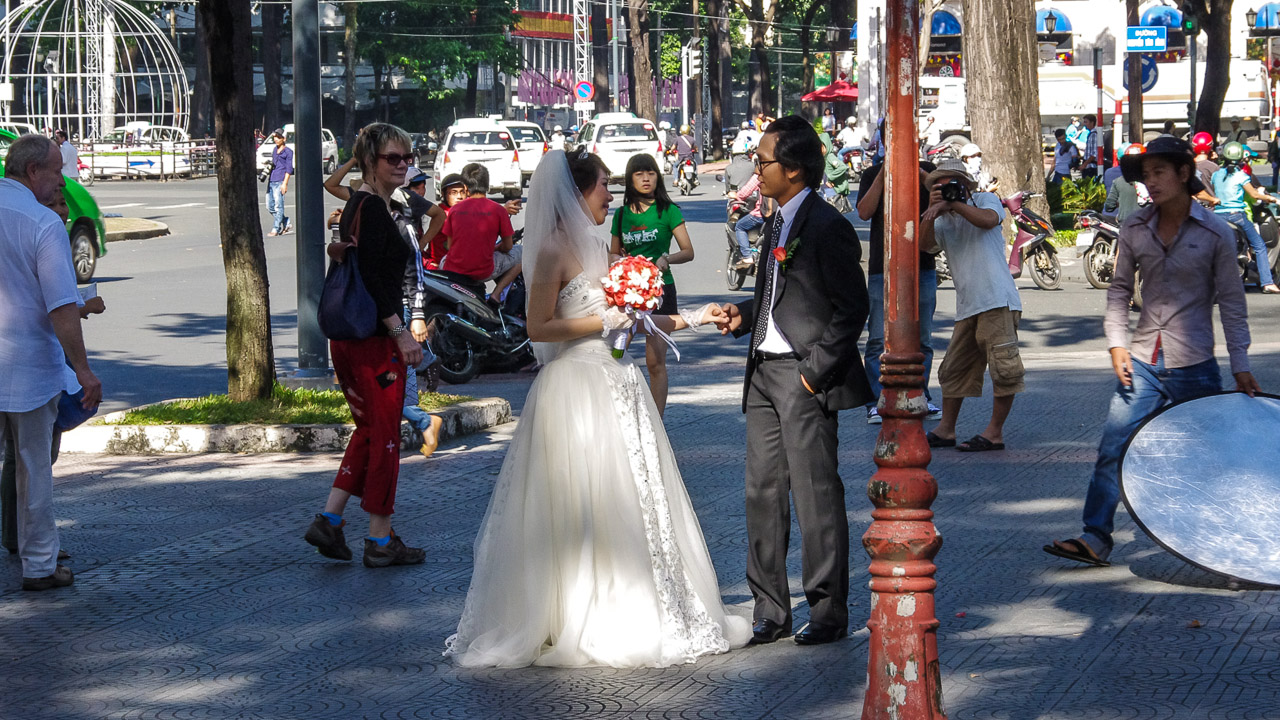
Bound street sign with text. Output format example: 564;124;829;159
1126;26;1167;52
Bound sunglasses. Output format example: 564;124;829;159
376;153;414;166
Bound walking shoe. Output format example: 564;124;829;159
926;403;943;421
866;407;882;424
304;514;353;561
363;532;426;568
734;256;755;270
22;564;74;591
267;230;280;237
282;222;293;235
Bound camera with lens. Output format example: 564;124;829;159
939;178;967;203
257;160;273;183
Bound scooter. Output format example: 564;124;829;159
1005;188;1062;290
1230;203;1280;287
1075;209;1121;290
421;231;533;384
674;157;698;195
722;194;762;291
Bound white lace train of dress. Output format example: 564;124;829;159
444;273;751;668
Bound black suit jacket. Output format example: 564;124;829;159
734;190;872;413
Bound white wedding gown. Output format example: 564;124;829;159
444;272;752;668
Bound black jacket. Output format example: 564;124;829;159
733;190;872;413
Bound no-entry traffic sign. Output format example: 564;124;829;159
575;81;595;102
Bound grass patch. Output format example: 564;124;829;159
108;384;471;426
1050;229;1078;248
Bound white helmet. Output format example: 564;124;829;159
959;142;981;159
554;125;562;132
845;116;856;126
658;120;671;130
741;120;750;130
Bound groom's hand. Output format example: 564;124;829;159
719;304;742;335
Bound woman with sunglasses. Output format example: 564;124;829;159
304;123;428;569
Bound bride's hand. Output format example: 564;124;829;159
699;304;728;327
598;307;634;336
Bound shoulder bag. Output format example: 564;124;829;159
318;196;379;341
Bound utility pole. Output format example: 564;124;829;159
1126;0;1142;142
292;0;327;373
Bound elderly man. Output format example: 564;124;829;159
0;134;101;591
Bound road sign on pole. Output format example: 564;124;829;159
574;81;595;102
1126;26;1167;52
1122;54;1159;93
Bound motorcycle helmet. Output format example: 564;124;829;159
1221;141;1246;166
658;120;671;130
845;116;856;126
1191;131;1214;155
1124;143;1145;155
679;124;690;135
554;125;563;132
741;120;750;130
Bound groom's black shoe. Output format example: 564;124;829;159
749;619;791;645
794;622;847;645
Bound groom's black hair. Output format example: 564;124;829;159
622;152;675;216
765;115;824;190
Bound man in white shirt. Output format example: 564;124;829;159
55;129;78;179
921;158;1024;453
0;134;101;591
835;117;865;162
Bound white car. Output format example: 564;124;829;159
575;113;663;183
502;120;548;184
257;124;340;175
433;119;522;200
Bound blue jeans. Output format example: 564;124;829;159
1220;211;1275;287
1081;351;1221;554
864;271;937;405
266;180;289;233
837;146;856;161
401;309;437;434
734;214;764;257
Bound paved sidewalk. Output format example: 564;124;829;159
2;349;1278;719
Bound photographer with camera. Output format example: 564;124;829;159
920;158;1024;453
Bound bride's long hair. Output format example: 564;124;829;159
522;149;611;364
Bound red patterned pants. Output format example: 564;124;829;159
330;336;406;516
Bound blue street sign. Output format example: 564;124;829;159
1126;26;1167;52
1123;54;1159;93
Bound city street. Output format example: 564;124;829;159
5;174;1280;718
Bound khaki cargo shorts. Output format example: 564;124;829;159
938;307;1025;398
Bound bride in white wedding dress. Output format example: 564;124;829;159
443;150;752;668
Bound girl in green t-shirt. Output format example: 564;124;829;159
609;153;695;416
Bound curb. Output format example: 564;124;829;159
104;218;170;242
59;397;512;454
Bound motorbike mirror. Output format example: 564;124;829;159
428;142;438;150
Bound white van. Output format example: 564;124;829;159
502;120;549;183
433;118;522;200
574;112;663;183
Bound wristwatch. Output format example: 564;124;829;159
388;324;406;338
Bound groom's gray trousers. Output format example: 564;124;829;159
744;355;847;631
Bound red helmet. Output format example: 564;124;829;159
1124;143;1146;156
1191;131;1214;155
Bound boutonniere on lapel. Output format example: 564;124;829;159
772;237;801;272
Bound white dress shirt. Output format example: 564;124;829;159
0;179;81;412
755;187;811;355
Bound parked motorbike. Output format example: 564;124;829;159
1075;210;1121;290
421;231;533;384
1005;188;1062;290
1229;203;1280;286
76;157;94;186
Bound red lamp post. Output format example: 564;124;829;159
860;0;946;717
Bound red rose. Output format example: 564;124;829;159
772;247;787;264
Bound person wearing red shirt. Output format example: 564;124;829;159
427;174;468;270
440;164;516;285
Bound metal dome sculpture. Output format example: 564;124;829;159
0;0;188;139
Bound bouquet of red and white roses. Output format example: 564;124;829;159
600;255;679;359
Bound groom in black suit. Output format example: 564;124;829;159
721;115;871;646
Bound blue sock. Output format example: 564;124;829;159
321;512;342;526
367;535;391;546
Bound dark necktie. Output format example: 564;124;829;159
751;216;786;355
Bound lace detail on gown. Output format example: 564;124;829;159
607;366;730;660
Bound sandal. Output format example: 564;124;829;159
957;435;1004;452
926;431;955;448
1042;538;1111;567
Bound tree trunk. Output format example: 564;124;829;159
798;0;821;121
343;4;357;153
716;3;732;134
749;1;773;120
191;11;213;137
592;1;611;114
919;0;944;69
197;0;275;402
465;67;478;117
261;3;283;132
1194;0;1233;134
706;0;724;159
964;0;1048;225
629;0;657;121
